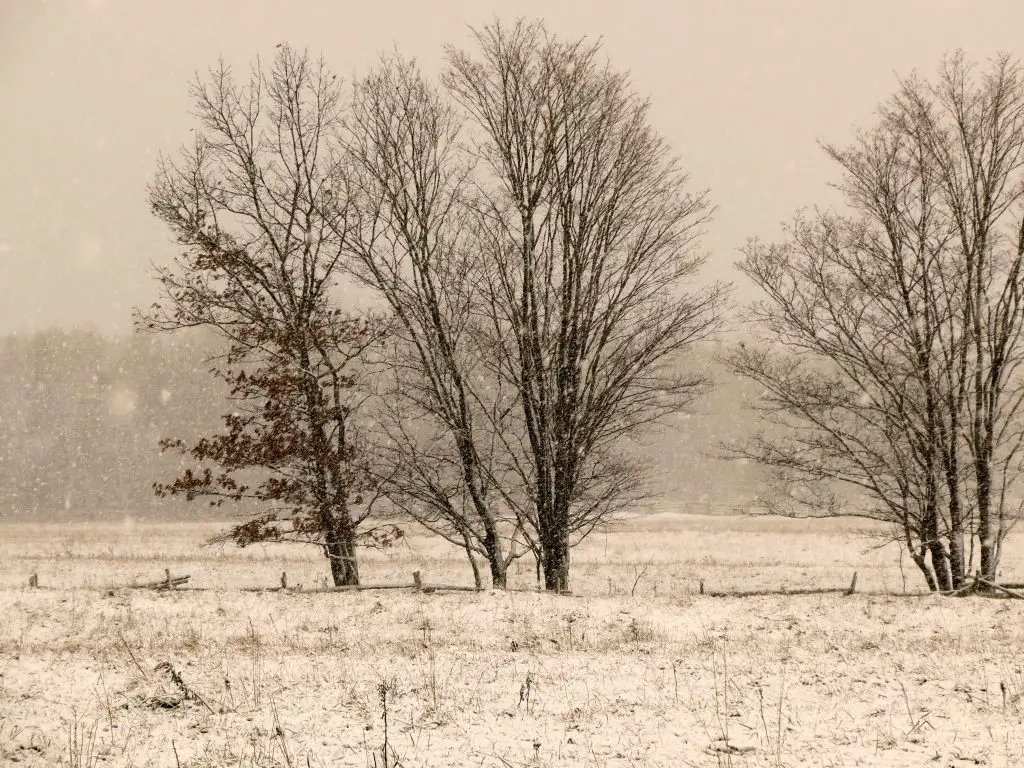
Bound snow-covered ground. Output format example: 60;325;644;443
1;515;1022;766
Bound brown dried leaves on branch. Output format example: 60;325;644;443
141;46;397;585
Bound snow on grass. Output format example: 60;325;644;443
0;515;1022;766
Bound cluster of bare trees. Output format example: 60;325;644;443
143;19;1024;595
729;53;1024;591
142;21;723;590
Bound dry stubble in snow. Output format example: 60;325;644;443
0;517;1023;767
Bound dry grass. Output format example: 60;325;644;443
1;513;1023;766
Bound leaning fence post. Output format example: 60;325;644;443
413;571;423;591
165;568;172;590
846;571;858;596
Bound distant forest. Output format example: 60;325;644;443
0;329;224;520
0;329;762;521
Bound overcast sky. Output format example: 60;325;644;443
2;0;1023;335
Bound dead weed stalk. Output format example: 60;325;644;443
153;661;215;714
64;712;99;768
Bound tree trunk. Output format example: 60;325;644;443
482;524;507;589
541;532;570;593
979;538;996;582
325;522;359;587
946;482;966;589
487;556;507;589
927;538;952;592
459;531;483;589
948;517;966;589
911;546;938;592
976;461;997;580
923;502;953;591
467;549;483;589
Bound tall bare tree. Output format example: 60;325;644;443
445;21;726;592
729;209;966;591
141;46;397;586
914;53;1024;582
730;52;1024;590
342;57;524;588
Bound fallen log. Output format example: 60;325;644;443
977;578;1024;600
942;582;979;597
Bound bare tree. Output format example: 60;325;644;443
342;57;525;588
729;52;1024;590
140;46;398;586
370;357;525;589
728;209;966;591
445;20;726;592
913;53;1024;582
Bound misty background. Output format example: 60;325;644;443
3;0;1022;520
0;329;763;520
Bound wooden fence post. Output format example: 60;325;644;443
165;569;172;590
281;572;287;590
699;579;705;595
29;573;38;588
413;571;423;591
846;571;858;596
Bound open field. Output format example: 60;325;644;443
2;514;1024;767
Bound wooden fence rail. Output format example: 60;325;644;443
19;568;1024;598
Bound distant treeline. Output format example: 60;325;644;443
0;330;761;521
0;328;225;520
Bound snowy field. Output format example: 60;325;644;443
1;514;1023;767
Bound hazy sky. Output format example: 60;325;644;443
2;0;1023;335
